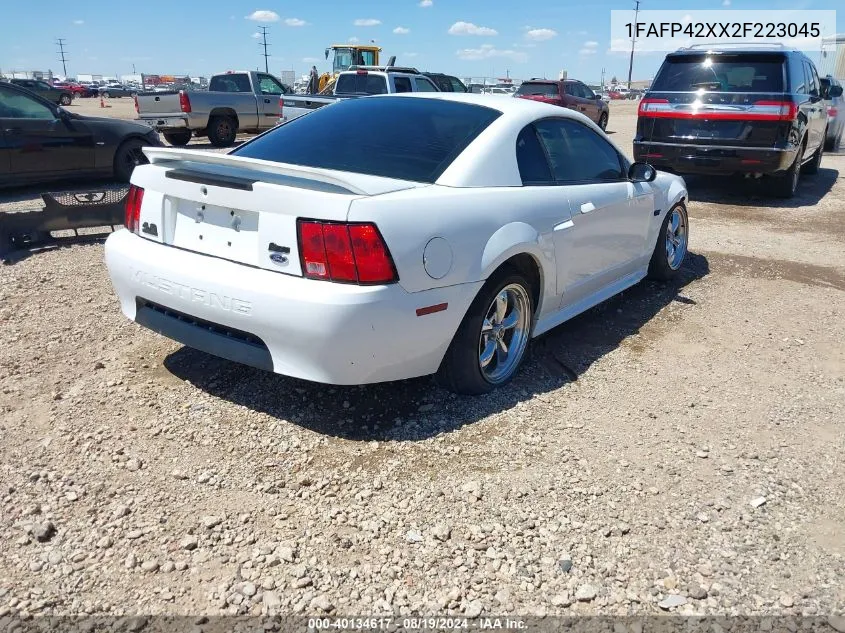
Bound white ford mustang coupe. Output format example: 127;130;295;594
105;93;689;394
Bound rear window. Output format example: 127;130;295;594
650;54;784;92
233;97;501;183
209;74;251;92
335;73;388;95
516;82;559;97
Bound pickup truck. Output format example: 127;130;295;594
280;67;440;123
135;70;291;147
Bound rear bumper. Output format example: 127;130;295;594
633;141;798;175
136;116;190;131
104;230;481;385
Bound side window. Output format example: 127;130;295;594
257;74;284;95
534;119;624;182
791;60;806;94
393;76;412;93
806;62;820;97
578;83;594;99
516;125;553;185
562;83;575;96
0;87;55;120
450;77;467;92
413;77;438;92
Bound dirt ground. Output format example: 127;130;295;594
0;98;843;620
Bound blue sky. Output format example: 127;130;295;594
0;0;841;83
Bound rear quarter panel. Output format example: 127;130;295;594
347;186;563;319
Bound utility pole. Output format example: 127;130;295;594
56;38;68;77
258;26;270;73
627;0;640;90
601;67;606;89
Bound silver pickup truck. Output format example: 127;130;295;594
280;67;440;123
135;71;290;147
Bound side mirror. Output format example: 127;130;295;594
830;85;843;98
593;94;602;100
628;161;657;182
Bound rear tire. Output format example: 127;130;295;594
802;140;823;175
208;116;237;147
772;147;802;198
163;130;192;147
60;94;72;106
598;112;608;131
102;91;110;99
436;268;534;395
648;203;689;281
113;138;148;182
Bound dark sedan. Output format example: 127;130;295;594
7;78;74;106
0;81;162;188
98;84;137;99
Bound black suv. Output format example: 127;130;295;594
423;73;467;93
634;44;828;197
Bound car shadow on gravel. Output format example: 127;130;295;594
682;167;838;208
162;252;709;441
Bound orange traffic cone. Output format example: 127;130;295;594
100;95;105;108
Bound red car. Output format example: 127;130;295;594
515;78;609;130
52;81;86;97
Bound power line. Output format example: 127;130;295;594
258;26;270;74
56;38;69;77
626;0;640;90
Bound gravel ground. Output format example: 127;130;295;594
1;100;844;622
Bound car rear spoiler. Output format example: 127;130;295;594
142;147;422;196
0;189;126;263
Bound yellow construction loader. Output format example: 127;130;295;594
318;44;393;93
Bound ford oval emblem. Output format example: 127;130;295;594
269;253;288;265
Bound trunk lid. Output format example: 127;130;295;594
136;92;183;117
131;148;421;276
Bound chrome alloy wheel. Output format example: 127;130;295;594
665;205;688;271
478;284;531;384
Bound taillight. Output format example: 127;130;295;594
751;100;798;121
638;97;797;121
179;91;191;113
279;96;284;119
297;220;397;285
134;95;139;114
124;185;144;234
828;106;838;118
638;98;670;116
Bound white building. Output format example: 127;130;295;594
819;34;845;80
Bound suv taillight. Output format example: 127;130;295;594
297;220;397;284
124;185;144;233
279;96;284;119
179;90;191;113
638;98;670;116
133;95;139;114
751;100;798;121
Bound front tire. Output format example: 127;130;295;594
436;269;534;395
648;203;689;281
208;116;237;147
113;138;148;182
60;94;72;106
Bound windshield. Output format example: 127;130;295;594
333;49;353;74
651;55;785;92
233;97;501;183
516;83;558;97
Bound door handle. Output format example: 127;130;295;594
4;127;22;135
580;202;595;214
264;99;271;103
